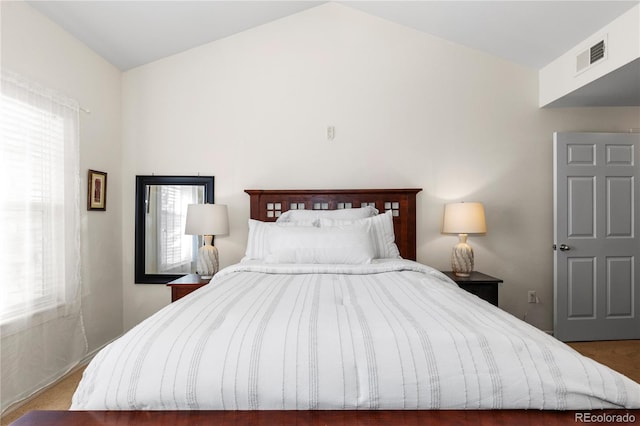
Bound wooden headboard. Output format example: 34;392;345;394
245;189;422;260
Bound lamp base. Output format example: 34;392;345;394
197;235;219;277
451;233;474;277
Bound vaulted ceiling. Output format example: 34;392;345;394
24;1;640;107
27;1;638;71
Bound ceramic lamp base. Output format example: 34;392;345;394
197;235;219;277
451;233;474;277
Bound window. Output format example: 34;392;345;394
0;72;81;325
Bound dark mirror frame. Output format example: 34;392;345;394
135;175;215;284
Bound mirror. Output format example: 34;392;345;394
135;175;214;283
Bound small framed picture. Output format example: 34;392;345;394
88;169;107;211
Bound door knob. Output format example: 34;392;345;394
559;244;571;251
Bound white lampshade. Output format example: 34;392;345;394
185;204;229;236
442;202;487;234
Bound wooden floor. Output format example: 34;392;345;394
567;340;640;383
2;340;638;425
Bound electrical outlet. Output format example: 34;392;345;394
528;291;538;304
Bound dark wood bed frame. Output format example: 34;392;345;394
12;189;638;425
13;409;637;425
245;188;421;260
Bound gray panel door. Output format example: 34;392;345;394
554;132;640;341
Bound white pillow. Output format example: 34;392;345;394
265;222;374;264
319;210;401;259
275;206;378;224
244;219;315;260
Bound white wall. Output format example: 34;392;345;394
540;4;640;107
122;3;640;331
1;1;123;353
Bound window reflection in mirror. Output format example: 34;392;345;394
144;185;204;275
135;176;214;284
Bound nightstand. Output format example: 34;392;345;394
166;274;211;302
441;271;503;306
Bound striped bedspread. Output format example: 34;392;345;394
71;259;640;410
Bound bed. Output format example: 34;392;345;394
56;189;640;424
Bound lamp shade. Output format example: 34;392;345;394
185;204;229;236
442;202;487;234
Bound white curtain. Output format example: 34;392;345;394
0;70;86;413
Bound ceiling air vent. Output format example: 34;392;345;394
576;36;607;74
590;40;605;63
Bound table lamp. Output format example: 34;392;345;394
185;204;229;278
442;202;487;277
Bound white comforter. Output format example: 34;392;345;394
72;260;640;410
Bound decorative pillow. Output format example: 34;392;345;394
244;219;315;260
265;222;375;264
275;206;378;224
319;210;400;259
